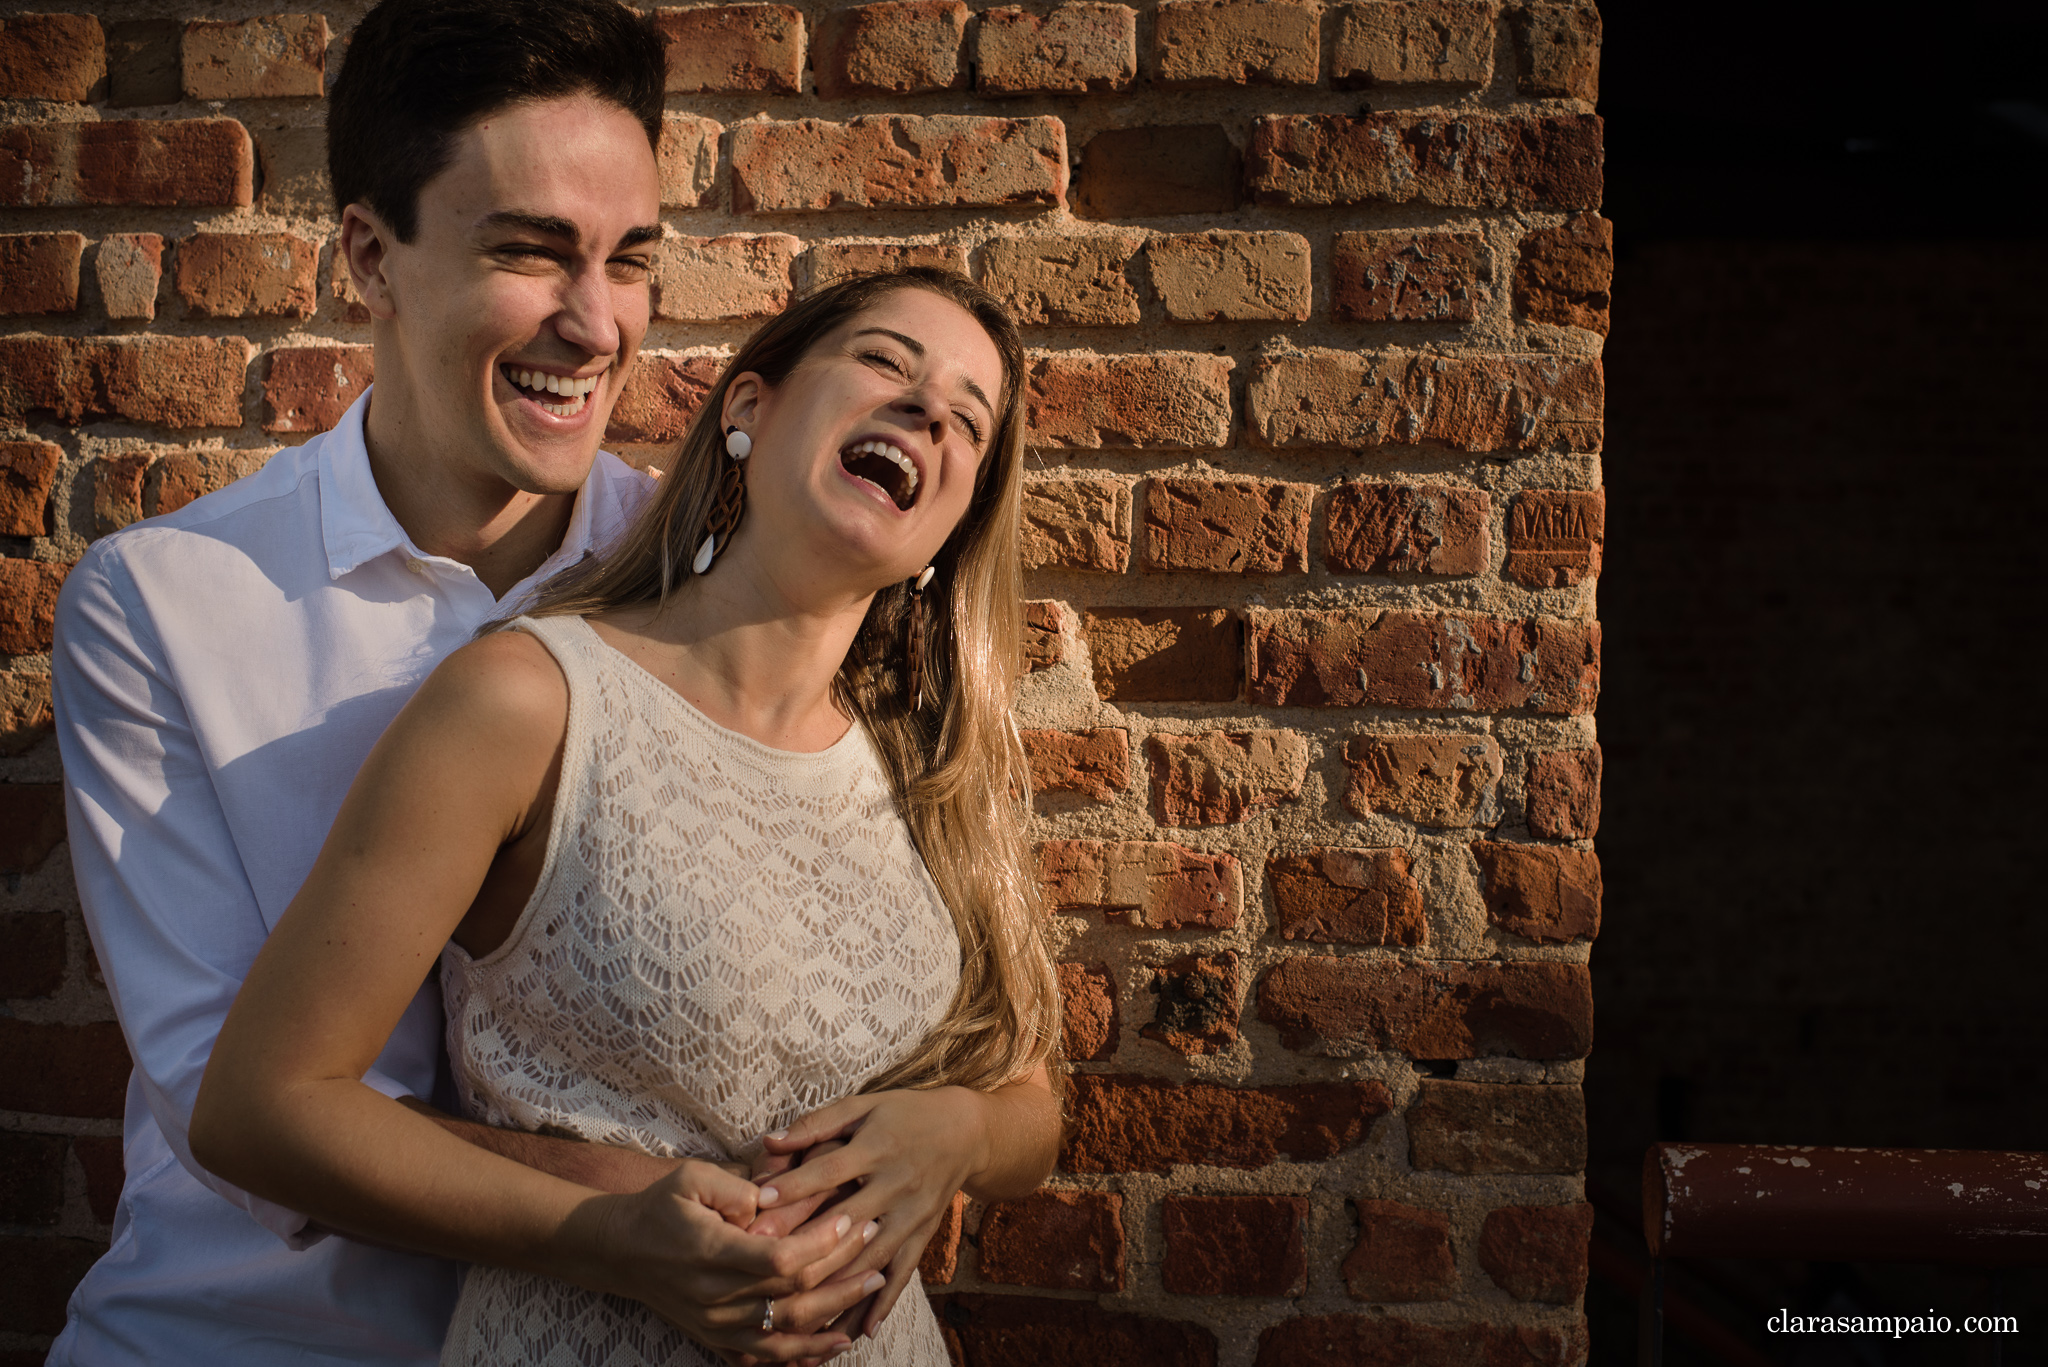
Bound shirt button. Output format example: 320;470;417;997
405;558;425;575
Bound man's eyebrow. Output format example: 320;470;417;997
476;210;579;243
853;327;994;414
616;224;662;250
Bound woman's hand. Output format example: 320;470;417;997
749;1071;1059;1341
578;1158;880;1363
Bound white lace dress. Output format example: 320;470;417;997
438;613;960;1367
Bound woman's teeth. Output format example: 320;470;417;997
845;439;919;502
503;367;598;416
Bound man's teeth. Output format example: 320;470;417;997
847;439;919;498
504;367;598;415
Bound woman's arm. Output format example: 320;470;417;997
191;631;875;1361
749;1067;1062;1338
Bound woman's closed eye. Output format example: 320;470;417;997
859;349;985;444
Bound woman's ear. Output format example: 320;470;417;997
338;203;399;321
721;374;764;434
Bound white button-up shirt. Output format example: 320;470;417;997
48;389;653;1366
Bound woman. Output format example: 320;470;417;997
192;269;1063;1365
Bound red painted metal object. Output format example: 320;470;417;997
1643;1142;2048;1264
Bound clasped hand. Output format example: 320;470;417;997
596;1087;979;1366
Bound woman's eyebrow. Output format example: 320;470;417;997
852;327;993;414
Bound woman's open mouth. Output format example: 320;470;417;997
501;365;598;418
839;437;921;511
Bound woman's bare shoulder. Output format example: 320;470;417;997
402;624;571;754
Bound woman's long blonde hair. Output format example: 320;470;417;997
521;268;1059;1095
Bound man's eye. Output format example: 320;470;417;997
607;257;652;279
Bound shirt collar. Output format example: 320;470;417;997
318;384;609;587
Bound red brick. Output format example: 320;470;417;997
1248;608;1600;715
175;232;318;319
0;563;67;657
105;17;180;107
1072;124;1239;219
1515;212;1612;334
1148;728;1308;827
0;1235;106;1334
805;240;968;290
981;235;1139;327
1510;2;1600;102
1163;1194;1306;1296
1141;951;1240;1056
979;1189;1124;1291
1024;727;1129;803
1058;960;1118;1061
1022;599;1065;671
0;335;247;428
1480;1203;1593;1302
1146;230;1308;323
97;232;163;321
1246;112;1602;210
1471;842;1600;944
1026;353;1232;449
1256;958;1593;1059
1526;745;1599;840
147;446;271;519
1332;230;1488;323
657;114;723;210
0;118;252;208
1324;482;1489;576
92;452;149;535
1506;487;1603;590
607;353;722;447
254;124;329;218
1406;1079;1586;1174
0;13;104;101
1331;1;1494;88
652;5;804;94
1083;606;1240;702
0;1019;129;1117
1153;0;1319;86
1141;477;1310;574
1344;733;1503;826
918;1191;964;1286
1245;351;1602;453
1021;478;1128;572
730;116;1064;214
1344;1199;1456;1301
1037;838;1240;929
183;14;326;98
73;1136;124;1225
0;233;84;315
1064;1074;1390;1172
652;233;799;321
932;1293;1218;1367
977;4;1135;96
0;440;60;537
0;672;55;757
1255;1314;1589;1367
0;912;64;1000
1268;847;1426;947
263;344;371;434
0;1133;65;1225
816;0;966;98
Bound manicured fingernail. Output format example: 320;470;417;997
759;1186;779;1204
834;1215;852;1238
862;1220;879;1243
862;1272;885;1293
767;1128;788;1141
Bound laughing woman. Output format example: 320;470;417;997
192;269;1061;1366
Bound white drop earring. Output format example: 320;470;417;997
693;426;751;575
905;565;935;707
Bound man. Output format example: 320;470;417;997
49;2;681;1358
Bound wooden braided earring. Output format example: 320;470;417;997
692;425;751;575
905;564;935;707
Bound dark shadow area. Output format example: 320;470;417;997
1590;1;2048;1360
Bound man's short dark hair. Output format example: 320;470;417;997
328;0;666;241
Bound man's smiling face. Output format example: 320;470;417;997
363;91;660;498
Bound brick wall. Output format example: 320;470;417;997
0;1;1605;1358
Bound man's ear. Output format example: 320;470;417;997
338;203;401;322
721;374;764;434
